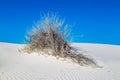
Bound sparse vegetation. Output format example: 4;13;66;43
20;13;97;66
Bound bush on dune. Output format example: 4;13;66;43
20;13;98;67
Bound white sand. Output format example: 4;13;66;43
0;42;120;80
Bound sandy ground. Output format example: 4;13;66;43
0;42;120;80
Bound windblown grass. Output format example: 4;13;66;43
20;13;98;67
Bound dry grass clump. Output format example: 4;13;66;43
21;13;97;66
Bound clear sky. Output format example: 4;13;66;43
0;0;120;45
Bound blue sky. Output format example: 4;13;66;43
0;0;120;45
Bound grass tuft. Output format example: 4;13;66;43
20;13;98;67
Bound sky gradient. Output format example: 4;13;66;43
0;0;120;45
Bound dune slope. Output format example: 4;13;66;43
0;42;120;80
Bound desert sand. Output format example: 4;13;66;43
0;42;120;80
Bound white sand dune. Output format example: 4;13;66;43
0;42;120;80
